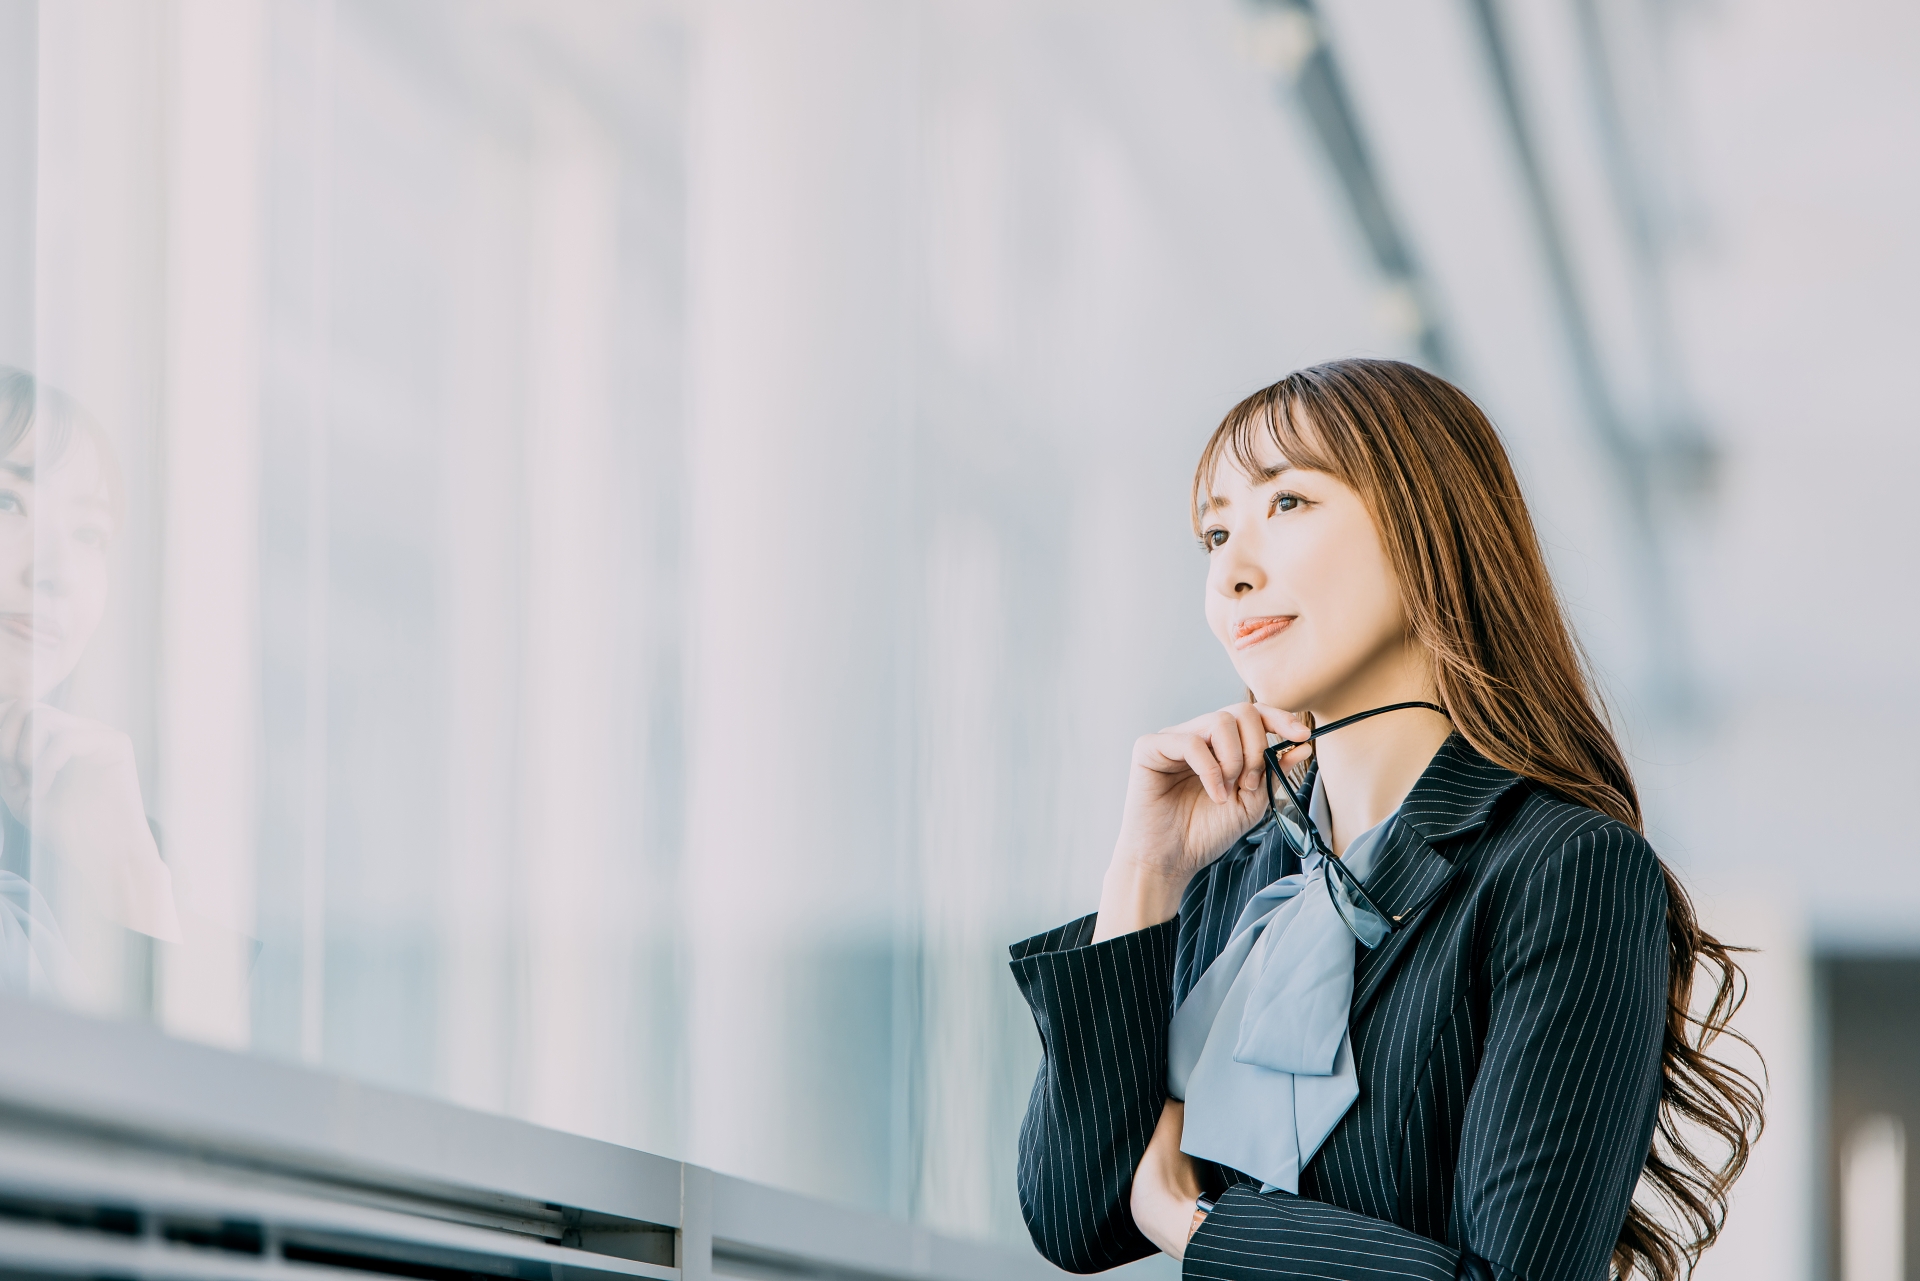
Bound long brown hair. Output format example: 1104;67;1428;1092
1193;358;1763;1281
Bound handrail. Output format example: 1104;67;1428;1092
0;996;1098;1281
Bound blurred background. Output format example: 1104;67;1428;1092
0;0;1914;1277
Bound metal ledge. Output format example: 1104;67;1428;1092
0;997;1073;1281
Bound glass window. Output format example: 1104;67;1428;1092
1;0;1389;1244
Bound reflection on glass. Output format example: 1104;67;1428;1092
2;0;1470;1245
0;370;178;998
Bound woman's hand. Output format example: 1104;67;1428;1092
0;700;180;941
1094;701;1308;940
1132;1098;1204;1260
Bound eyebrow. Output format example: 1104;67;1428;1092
0;462;32;481
1200;461;1293;514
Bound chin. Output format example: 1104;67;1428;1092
1;657;76;703
1243;666;1338;716
1242;674;1309;713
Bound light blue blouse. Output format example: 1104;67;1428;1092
1168;777;1399;1192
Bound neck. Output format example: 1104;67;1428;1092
1308;690;1451;859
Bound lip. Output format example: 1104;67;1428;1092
0;614;63;647
1232;615;1295;650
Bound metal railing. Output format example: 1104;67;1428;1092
0;998;1137;1281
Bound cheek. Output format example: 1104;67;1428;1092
1203;571;1232;639
1269;529;1338;617
1284;524;1400;657
78;558;110;610
0;527;30;571
67;555;111;630
1338;540;1407;648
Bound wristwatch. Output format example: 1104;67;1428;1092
1187;1193;1217;1242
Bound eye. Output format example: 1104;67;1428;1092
1200;527;1228;552
72;522;112;550
1270;491;1304;515
0;490;22;515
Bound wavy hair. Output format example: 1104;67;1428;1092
1192;358;1763;1281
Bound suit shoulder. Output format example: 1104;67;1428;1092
1480;784;1663;890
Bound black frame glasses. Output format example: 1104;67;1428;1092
1262;740;1396;948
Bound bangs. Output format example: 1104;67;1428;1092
1190;377;1344;532
0;367;127;521
0;367;85;470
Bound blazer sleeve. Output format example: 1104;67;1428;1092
1009;913;1180;1273
1185;825;1667;1281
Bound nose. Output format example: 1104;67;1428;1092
1210;527;1265;598
34;530;74;598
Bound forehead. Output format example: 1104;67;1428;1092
1223;432;1288;476
1;431;110;503
1202;437;1291;507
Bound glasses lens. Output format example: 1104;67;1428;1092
1325;859;1393;949
1265;742;1313;813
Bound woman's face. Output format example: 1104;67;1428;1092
0;431;114;701
1200;433;1420;717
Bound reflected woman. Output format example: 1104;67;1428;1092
0;368;178;993
1012;360;1760;1281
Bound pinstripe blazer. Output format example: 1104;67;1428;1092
1010;736;1667;1281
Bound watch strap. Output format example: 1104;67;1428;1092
1187;1193;1217;1243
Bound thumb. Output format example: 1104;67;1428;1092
1253;703;1312;746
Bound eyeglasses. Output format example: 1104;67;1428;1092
1262;740;1396;949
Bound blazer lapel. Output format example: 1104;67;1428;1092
1350;735;1526;1021
1350;824;1462;1020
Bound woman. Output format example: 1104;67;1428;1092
1011;360;1760;1281
0;368;178;993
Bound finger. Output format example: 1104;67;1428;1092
0;700;28;765
1205;712;1245;788
1251;702;1312;744
26;713;56;797
33;731;78;801
1174;734;1231;804
1135;731;1214;783
1249;705;1315;794
1227;702;1271;795
1;704;36;772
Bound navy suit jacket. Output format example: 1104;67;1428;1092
1010;736;1666;1281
